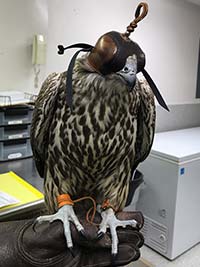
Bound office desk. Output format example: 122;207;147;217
0;158;45;221
0;157;43;191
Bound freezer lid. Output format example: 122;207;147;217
151;127;200;163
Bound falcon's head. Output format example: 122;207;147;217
87;31;145;90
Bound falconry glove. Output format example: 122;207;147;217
0;210;144;267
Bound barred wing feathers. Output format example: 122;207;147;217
133;79;156;171
30;72;65;178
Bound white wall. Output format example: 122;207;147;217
188;0;200;6
0;0;48;94
47;0;200;105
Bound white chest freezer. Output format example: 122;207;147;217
136;127;200;260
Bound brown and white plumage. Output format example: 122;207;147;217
31;55;155;213
31;55;155;255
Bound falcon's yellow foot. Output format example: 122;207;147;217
37;194;84;249
98;207;138;256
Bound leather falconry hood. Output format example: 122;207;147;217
58;2;169;111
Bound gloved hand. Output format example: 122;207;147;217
0;210;144;267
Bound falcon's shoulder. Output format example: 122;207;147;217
133;78;156;168
30;72;65;177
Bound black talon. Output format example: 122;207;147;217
96;232;105;240
79;229;87;239
136;222;142;230
32;220;38;232
111;253;117;266
69;247;75;258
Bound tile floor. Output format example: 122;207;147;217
126;257;154;267
126;243;200;267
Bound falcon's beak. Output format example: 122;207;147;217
116;55;137;90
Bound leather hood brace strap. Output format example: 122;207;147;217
57;43;169;112
57;3;169;112
58;43;94;110
142;69;169;111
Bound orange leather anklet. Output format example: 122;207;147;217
57;194;74;208
101;199;115;211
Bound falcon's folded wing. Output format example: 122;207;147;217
30;72;64;177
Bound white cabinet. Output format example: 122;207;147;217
136;127;200;260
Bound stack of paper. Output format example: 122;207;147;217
0;172;43;212
0;191;20;208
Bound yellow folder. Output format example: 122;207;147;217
0;171;43;211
